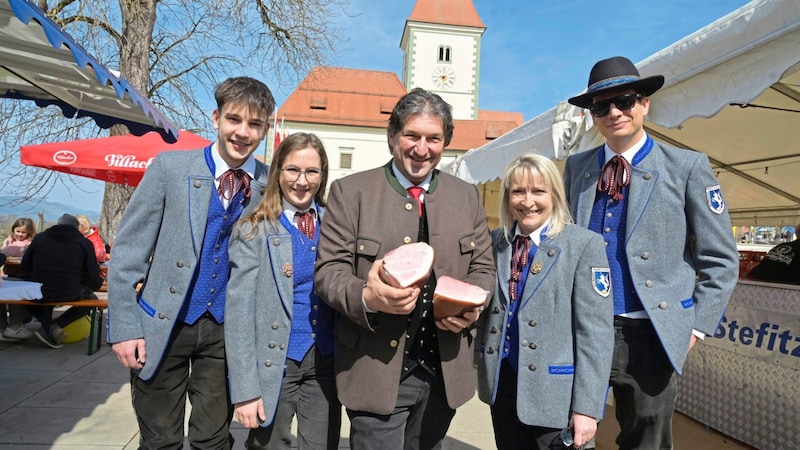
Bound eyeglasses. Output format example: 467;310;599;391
588;93;643;118
282;166;322;182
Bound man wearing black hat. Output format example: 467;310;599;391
563;56;739;449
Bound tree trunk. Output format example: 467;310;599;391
99;0;157;244
100;183;136;246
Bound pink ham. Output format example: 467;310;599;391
380;242;434;288
433;276;488;320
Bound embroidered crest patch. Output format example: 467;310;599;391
592;267;611;297
706;185;725;215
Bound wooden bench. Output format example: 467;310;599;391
0;299;107;355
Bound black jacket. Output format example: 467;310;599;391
748;239;800;285
21;224;103;300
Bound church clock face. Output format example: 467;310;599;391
432;66;456;89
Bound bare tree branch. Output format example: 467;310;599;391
1;0;351;239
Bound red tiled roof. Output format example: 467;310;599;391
408;0;485;29
277;67;523;153
277;67;408;129
478;110;523;122
450;114;523;152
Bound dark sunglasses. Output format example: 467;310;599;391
588;93;643;117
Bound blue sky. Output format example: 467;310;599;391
48;0;751;209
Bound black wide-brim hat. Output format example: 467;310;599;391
568;56;665;108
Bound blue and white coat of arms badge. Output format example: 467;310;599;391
706;185;725;215
592;267;611;297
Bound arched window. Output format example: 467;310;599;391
437;45;452;63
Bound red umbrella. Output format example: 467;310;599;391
20;130;211;186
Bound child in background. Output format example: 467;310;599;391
1;217;36;258
1;217;36;340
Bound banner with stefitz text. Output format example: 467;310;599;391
706;304;800;371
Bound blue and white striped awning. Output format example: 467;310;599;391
0;0;179;142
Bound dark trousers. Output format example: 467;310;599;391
347;368;455;450
131;317;233;450
609;317;676;450
490;359;565;450
246;346;341;450
27;286;97;331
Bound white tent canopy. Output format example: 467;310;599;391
443;0;800;226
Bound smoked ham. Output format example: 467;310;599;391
433;276;488;320
380;242;434;288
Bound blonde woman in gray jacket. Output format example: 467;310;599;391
477;154;614;449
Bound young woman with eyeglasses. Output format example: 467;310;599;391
225;132;341;449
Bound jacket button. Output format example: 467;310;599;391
528;320;537;327
389;339;399;348
405;203;413;211
493;307;500;313
470;241;476;248
176;261;184;268
359;244;365;251
529;342;537;349
169;287;176;293
644;173;653;180
271;323;279;330
547;250;555;257
490;327;498;333
403;236;412;244
641;252;650;260
487;347;495;354
521;340;529;347
264;360;272;367
659;302;668;310
528;364;537;371
268;343;276;348
193;180;202;188
157;313;165;319
279;344;285;350
646;280;654;288
584;173;591;180
272;239;281;246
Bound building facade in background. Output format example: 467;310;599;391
266;0;523;186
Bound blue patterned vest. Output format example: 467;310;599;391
279;213;335;361
177;146;248;325
502;230;541;371
588;138;654;315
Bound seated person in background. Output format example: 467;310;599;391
748;224;800;285
21;214;104;348
76;214;107;263
1;218;37;340
1;217;36;258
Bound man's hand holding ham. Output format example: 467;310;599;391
363;258;419;315
435;307;480;332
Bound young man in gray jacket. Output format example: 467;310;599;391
563;56;739;449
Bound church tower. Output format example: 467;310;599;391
400;0;486;120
